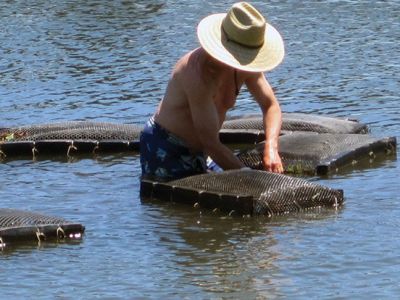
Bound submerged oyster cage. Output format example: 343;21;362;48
141;169;344;216
0;121;142;159
0;209;85;249
220;112;369;144
238;133;397;175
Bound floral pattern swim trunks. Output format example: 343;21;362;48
140;117;207;181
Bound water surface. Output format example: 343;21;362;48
1;1;399;299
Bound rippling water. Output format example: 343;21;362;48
1;1;399;299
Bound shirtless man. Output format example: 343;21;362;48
140;2;285;181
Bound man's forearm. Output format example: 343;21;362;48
206;142;245;170
263;102;282;147
261;101;284;173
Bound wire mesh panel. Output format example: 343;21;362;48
0;121;143;159
220;112;368;144
141;169;343;216
0;209;85;248
237;133;397;175
223;112;368;133
1;121;143;141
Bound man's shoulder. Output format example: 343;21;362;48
173;49;204;84
174;49;200;72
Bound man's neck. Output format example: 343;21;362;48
200;48;232;76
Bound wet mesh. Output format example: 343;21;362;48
222;113;368;134
168;169;343;215
0;209;70;228
2;121;142;141
237;133;397;174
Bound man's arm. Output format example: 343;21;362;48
186;80;245;170
245;72;284;173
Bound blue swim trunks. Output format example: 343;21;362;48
140;117;208;181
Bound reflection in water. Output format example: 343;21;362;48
144;202;281;295
142;199;343;296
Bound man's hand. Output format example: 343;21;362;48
263;144;284;173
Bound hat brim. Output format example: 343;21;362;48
197;13;284;72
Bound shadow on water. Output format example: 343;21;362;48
0;239;84;256
0;150;139;165
0;235;85;256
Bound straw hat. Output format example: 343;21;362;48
197;2;284;72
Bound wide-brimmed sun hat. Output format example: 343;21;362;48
197;2;284;72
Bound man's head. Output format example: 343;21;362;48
197;2;284;72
